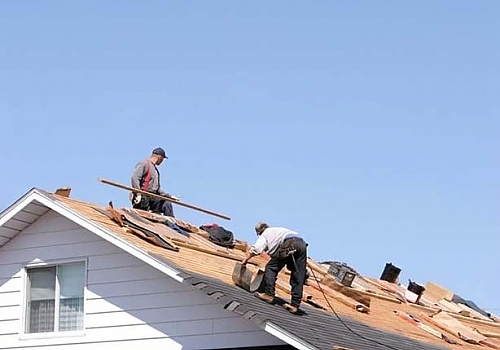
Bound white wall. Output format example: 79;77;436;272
0;209;284;349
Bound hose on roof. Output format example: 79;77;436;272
309;267;401;350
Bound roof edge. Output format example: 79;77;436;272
1;188;185;283
0;187;39;226
264;321;319;350
32;190;185;283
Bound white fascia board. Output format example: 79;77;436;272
29;191;184;283
264;321;318;350
0;189;38;227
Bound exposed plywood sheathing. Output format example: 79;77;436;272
424;282;455;302
2;189;498;350
47;193;499;350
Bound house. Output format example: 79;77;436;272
0;188;498;350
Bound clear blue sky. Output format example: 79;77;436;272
1;2;498;313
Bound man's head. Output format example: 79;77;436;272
255;221;268;236
151;147;168;165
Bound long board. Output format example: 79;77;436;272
98;177;231;221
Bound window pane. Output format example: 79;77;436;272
59;298;84;331
29;300;55;333
27;267;56;333
58;263;85;331
58;263;85;299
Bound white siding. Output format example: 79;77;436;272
0;210;283;350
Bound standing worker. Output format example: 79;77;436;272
241;222;308;314
130;147;178;217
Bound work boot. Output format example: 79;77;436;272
286;304;299;314
254;292;274;304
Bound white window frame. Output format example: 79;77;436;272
20;257;88;339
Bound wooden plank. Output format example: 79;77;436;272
121;209;189;243
307;280;369;313
171;240;256;264
419;311;495;346
320;274;371;307
361;290;402;304
350;277;403;304
478;331;500;339
409;302;439;313
98;177;231;220
423;282;455;302
438;299;464;313
306;258;329;278
393;310;458;344
126;226;179;251
456;303;495;322
450;312;500;328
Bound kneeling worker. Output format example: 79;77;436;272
130;147;178;217
241;222;308;314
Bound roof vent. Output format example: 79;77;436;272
55;187;71;197
380;262;401;283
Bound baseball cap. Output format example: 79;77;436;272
152;147;168;159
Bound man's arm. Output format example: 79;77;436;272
241;251;258;266
131;162;146;189
241;235;267;266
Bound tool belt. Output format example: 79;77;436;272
277;237;303;259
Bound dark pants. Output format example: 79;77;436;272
264;237;308;307
133;195;175;217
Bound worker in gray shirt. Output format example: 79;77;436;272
241;222;308;314
130;147;178;217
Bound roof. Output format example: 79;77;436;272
1;188;499;350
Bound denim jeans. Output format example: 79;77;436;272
133;195;174;217
264;238;307;307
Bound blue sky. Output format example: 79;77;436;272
1;2;498;312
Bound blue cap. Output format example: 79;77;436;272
152;147;168;159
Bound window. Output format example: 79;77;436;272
25;262;85;334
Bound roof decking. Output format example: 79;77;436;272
1;189;498;350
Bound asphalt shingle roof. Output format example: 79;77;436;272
165;258;451;350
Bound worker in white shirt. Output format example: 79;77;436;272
241;222;308;314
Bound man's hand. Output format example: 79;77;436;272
166;193;180;201
241;250;257;267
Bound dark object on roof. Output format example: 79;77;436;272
164;220;190;237
324;261;358;287
380;262;401;283
452;294;491;318
408;280;426;303
200;224;235;248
